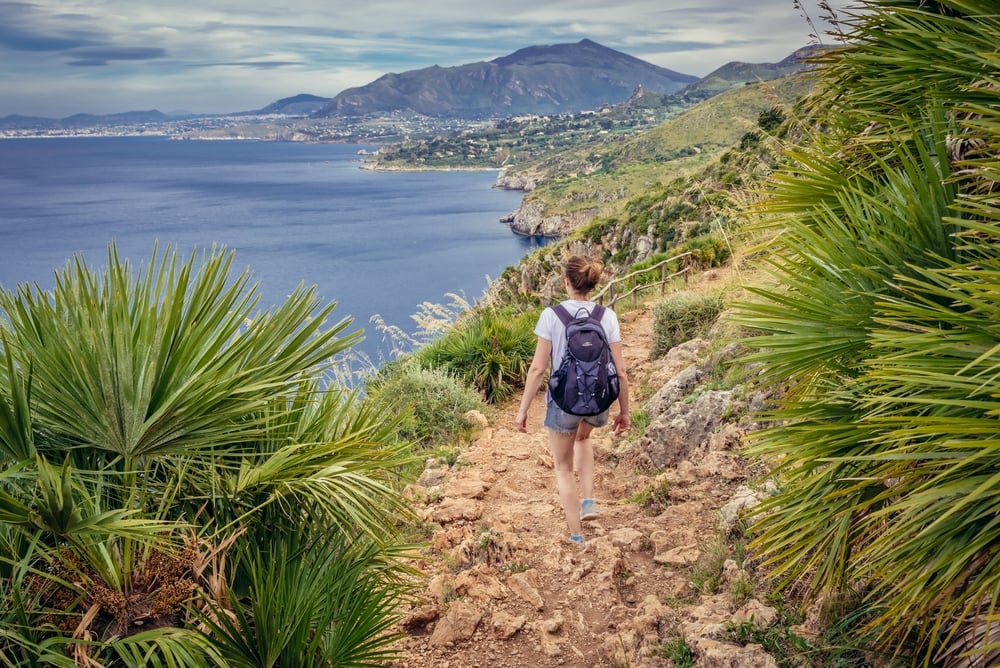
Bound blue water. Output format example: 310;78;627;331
0;136;540;364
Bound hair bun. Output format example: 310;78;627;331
587;258;604;283
565;254;604;295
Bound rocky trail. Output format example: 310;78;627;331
390;277;791;668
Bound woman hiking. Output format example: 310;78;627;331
515;254;630;546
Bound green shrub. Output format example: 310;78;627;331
365;359;487;447
627;251;681;286
722;621;811;668
628;409;650;439
626;476;671;515
652;293;725;357
679;233;732;269
691;534;730;595
655;631;695;668
415;308;536;404
729;571;754;609
757;106;785;133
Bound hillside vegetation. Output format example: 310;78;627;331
366;91;692;171
504;74;813;229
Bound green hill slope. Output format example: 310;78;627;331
502;72;814;236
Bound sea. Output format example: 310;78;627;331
0;135;544;367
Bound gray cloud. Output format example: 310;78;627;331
0;0;860;117
197;60;303;69
0;24;92;51
0;1;99;51
65;46;167;66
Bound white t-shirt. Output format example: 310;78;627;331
535;300;622;399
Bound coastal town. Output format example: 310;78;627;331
0;111;492;143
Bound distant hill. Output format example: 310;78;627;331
248;93;331;116
0;109;178;130
313;39;698;120
679;45;823;99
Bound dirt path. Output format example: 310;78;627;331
390;293;765;668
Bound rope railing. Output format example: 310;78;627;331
592;251;692;309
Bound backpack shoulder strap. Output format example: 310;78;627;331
590;304;606;323
551;303;573;326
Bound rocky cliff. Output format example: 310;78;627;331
505;200;598;238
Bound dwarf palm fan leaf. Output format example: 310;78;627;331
736;1;1000;663
0;242;414;664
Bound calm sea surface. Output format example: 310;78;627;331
0;136;541;363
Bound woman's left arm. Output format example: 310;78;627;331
610;341;630;435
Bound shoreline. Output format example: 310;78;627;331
358;161;501;173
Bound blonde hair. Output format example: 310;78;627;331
565;255;604;295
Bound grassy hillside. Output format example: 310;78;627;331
510;72;814;230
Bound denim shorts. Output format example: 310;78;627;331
543;399;610;434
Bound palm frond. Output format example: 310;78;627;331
197;531;411;668
99;627;226;668
737;1;1000;662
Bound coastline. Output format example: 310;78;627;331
358;161;501;173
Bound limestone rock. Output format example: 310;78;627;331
402;604;440;632
639;388;740;468
717;485;763;533
462;409;489;429
534;611;566;656
600;594;673;666
607;527;647;551
454;565;508;602
445;475;491;499
430;498;482;523
494;167;539;192
654;543;700;566
428;601;483;647
696;637;780;668
491;610;526;639
507;199;599;237
417;457;449;488
507;569;545;610
733;599;779;628
643;363;703;419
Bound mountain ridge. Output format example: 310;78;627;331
313;39;698;119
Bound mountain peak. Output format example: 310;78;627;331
314;39;698;120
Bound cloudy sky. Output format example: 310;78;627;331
1;1;861;118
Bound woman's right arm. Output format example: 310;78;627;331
515;336;552;432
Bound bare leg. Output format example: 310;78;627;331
549;429;583;537
574;421;596;503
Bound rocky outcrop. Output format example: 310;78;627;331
495;167;541;192
507;199;599;237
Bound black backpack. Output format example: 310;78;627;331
548;303;620;416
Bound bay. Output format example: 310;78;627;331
0;136;542;365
